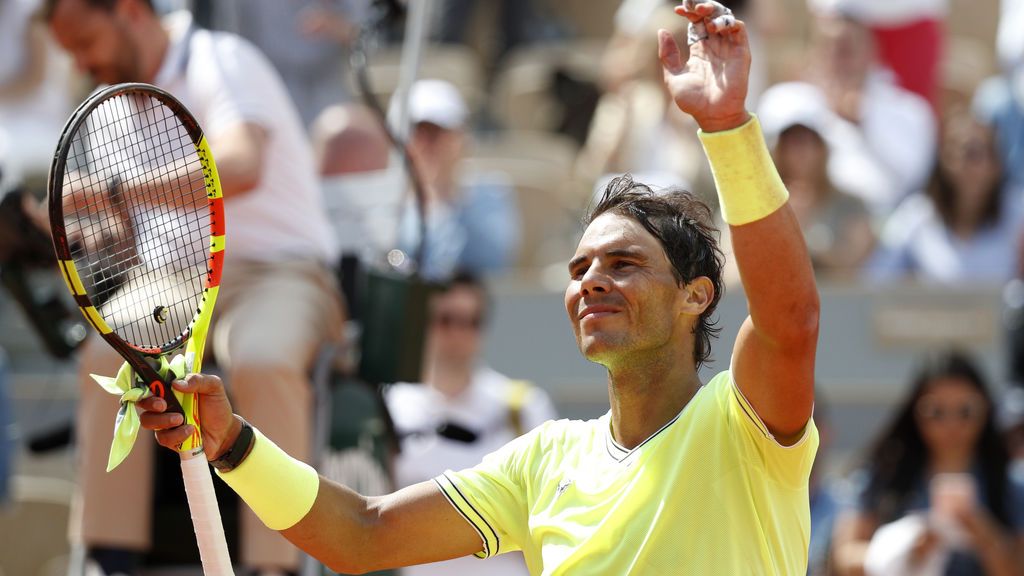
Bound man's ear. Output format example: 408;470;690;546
679;276;714;317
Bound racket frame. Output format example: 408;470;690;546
48;83;226;433
48;82;233;574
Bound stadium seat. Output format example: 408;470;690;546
361;45;486;117
491;40;607;133
0;475;73;576
462;131;585;269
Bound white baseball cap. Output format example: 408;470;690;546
756;82;832;145
396;79;469;130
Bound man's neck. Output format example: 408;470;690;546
425;361;474;400
607;357;701;449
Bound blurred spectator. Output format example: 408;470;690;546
0;348;10;507
808;391;843;576
998;387;1024;474
45;0;344;574
758;82;874;279
205;0;372;128
606;0;776;104
797;9;936;216
810;0;947;110
831;350;1024;576
0;0;75;182
312;102;405;313
395;79;521;280
578;5;710;200
313;102;403;265
867;112;1023;285
972;0;1024;191
385;271;557;576
432;0;551;70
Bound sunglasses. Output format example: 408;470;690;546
916;400;986;423
433;312;483;330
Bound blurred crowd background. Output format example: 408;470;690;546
1;0;1024;574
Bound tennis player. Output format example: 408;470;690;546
142;2;820;573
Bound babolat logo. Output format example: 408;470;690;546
556;478;573;497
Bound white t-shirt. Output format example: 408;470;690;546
998;0;1024;72
867;190;1024;284
0;0;74;178
152;12;337;265
764;78;936;216
385;367;557;576
809;0;948;25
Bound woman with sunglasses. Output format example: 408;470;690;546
867;110;1023;285
832;350;1024;575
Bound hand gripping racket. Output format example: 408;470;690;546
48;83;232;574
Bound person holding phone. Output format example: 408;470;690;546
832;350;1024;576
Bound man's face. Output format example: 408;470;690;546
49;0;141;85
408;122;464;188
427;285;486;368
814;15;873;82
564;213;692;367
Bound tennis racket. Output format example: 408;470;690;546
48;83;232;574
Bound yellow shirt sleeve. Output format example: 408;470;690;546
434;424;546;559
719;371;819;490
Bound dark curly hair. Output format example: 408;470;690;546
585;174;725;370
860;349;1012;527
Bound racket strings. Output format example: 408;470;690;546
63;92;211;350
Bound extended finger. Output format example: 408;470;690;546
154;425;195;450
675;1;714;23
137;395;167;414
176;373;226;396
140;410;185;431
658;29;685;75
676;1;726;22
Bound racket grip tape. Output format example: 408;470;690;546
180;451;234;574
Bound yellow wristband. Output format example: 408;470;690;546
698;115;789;226
216;427;320;531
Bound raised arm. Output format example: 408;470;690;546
139;374;484;574
660;2;818;442
60;120;268;220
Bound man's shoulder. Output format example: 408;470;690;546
524;415;604;448
701;370;734;401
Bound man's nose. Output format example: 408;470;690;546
580;266;610;295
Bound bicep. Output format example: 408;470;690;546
283;479;482;574
732;317;816;444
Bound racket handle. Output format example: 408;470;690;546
180;450;235;575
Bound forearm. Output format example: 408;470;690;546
700;117;819;343
206;122;267;198
216;428;376;572
975;532;1022;576
282;478;379;574
286;480;481;574
217;426;482;573
125;122;264;205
